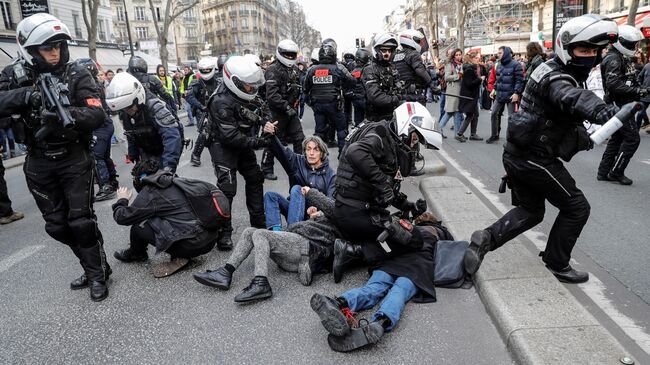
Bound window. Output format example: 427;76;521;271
1;1;14;30
241;18;248;29
184;8;195;20
231;19;236;28
72;12;82;38
135;27;148;39
116;6;125;21
240;3;247;11
98;19;107;40
135;7;146;21
186;27;196;38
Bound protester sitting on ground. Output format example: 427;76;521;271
310;220;441;352
112;159;219;278
193;187;338;302
262;121;335;231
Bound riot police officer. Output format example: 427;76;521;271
76;58;119;201
342;48;357;125
260;39;305;180
303;39;356;152
332;102;442;282
206;56;268;249
351;48;371;125
362;33;405;122
0;13;110;301
394;29;436;105
105;72;182;172
464;15;623;284
187;56;222;167
127;56;178;118
597;25;646;185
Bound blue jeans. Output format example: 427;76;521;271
635;102;649;128
263;185;306;229
439;93;446;119
341;270;418;331
438;112;463;134
184;100;195;124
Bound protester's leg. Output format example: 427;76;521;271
371;276;418;331
438;112;452;131
453;112;464;133
252;229;307;274
340;270;395;312
286;185;306;225
224;227;258;270
264;191;290;230
490;101;505;138
129;222;155;254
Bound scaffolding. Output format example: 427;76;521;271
464;0;533;47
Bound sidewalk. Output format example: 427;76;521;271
419;175;636;364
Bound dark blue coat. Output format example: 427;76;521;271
495;47;524;103
269;135;336;197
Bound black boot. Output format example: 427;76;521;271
310;293;352;336
95;184;116;202
332;239;363;283
217;230;233;251
78;244;109;302
193;266;233;290
264;173;278;181
234;276;272;303
546;265;589;284
464;229;494;275
108;176;119;191
190;153;201;167
71;246;113;290
607;172;633;185
327;320;385;352
113;247;148;262
298;241;330;286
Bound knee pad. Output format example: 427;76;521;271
68;216;100;247
44;220;74;245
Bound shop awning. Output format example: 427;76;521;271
612;11;650;27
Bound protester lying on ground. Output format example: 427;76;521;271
310;222;441;352
193;187;339;302
111;159;219;278
262;121;336;230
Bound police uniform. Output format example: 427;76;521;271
351;63;367;125
362;60;402;122
131;71;178;118
394;47;431;105
186;74;221;164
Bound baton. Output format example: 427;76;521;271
441;92;474;101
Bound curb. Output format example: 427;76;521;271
4;155;25;170
419;176;634;365
420;149;447;175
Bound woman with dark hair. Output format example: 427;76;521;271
523;42;546;89
438;48;464;137
456;52;484;142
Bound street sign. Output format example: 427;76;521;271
552;0;588;46
20;0;49;18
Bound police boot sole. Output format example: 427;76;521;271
310;293;350;337
327;324;383;352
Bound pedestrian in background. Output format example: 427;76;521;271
486;46;524;144
438;48;464;138
0;145;24;225
523;42;546;90
456;51;484;142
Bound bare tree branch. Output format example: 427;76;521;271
80;0;100;60
149;0;199;72
628;0;640;26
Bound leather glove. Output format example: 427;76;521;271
22;87;41;108
429;82;441;95
40;109;58;123
286;107;297;119
594;104;619;125
412;198;427;218
250;137;269;149
375;184;395;208
637;87;650;98
402;94;419;102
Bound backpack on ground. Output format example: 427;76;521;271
172;177;230;230
434;240;471;288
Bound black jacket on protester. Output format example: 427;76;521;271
394;47;432;88
112;171;217;253
601;48;643;106
0;60;105;150
361;59;402;122
458;63;482;114
265;60;301;114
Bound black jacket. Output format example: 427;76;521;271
394;47;432;88
0;60;105;150
303;62;355;103
112;171;215;253
361;60;402;122
265;60;301;114
601;48;642;106
132;71;177;110
458;63;482;114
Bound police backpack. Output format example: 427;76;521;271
172;177;230;230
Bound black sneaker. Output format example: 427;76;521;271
95;185;116;202
310;293;353;337
454;134;467;142
469;134;484;141
113;248;148;263
485;136;499;144
234;276;272;303
217;232;233;251
264;173;278;181
193;266;232;290
327;320;385;352
607;172;633;185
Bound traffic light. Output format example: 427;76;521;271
355;38;360;48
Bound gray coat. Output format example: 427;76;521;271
286;189;340;257
444;62;462;113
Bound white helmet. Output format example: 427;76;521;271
393;102;442;150
399;29;425;53
555;14;618;66
198;56;218;80
613;24;644;57
373;32;399;62
243;53;261;67
105;72;146;111
310;48;320;63
276;39;299;67
222;55;265;101
16;13;72;67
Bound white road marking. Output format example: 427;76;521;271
641;159;650;166
0;245;45;273
438;148;650;354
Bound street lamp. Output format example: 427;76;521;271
122;0;135;57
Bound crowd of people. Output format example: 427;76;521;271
0;11;647;353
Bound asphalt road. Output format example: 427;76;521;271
0;109;512;364
429;103;650;358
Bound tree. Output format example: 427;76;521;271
628;0;640;26
81;0;101;61
425;0;438;57
149;0;199;71
457;0;471;51
285;1;309;49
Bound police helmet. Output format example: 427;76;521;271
393;102;442;150
355;48;371;66
319;38;337;61
198;56;218;80
16;13;72;69
76;58;99;78
310;48;320;63
555;14;618;66
104;72;147;111
243;54;262;67
276;39;299;67
217;54;229;70
613;25;644;57
343;48;356;62
373;32;399;62
399;29;425;53
222;55;265;101
128;56;148;74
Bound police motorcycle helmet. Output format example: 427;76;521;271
243;54;262;67
373;32;399;63
217;54;229;71
613;24;644;57
104;72;147;112
355;48;371;66
393;102;443;150
198;56;218;81
555;14;618;76
310;48;320;63
127;56;148;74
222;55;266;101
399;29;425;53
16;13;72;71
76;58;100;78
319;38;338;61
276;39;299;67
